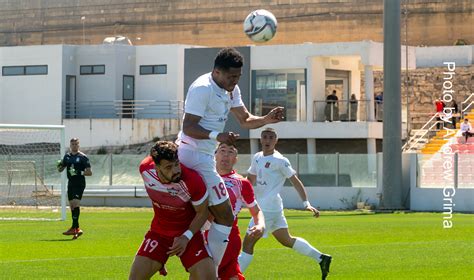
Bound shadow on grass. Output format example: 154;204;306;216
39;238;77;242
238;211;390;220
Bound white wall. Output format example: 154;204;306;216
410;187;473;212
73;45;136;102
251;41;370;69
249;121;383;139
416;45;473;68
63;118;181;148
0;45;63;125
135;45;188;102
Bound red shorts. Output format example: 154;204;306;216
136;230;210;271
218;227;245;280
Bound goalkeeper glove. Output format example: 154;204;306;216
56;160;63;169
68;168;77;176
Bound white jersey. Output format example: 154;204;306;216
177;72;244;155
460;122;472;133
247;150;296;212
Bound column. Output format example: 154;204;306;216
367;138;376;175
250;139;259;155
307;138;317;173
364;65;375;121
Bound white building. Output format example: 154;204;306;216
0;44;192;147
1;41;472;152
1;42;473;211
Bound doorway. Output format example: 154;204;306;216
325;69;351;121
65;75;76;118
122;75;135;118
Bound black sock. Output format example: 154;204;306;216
72;207;80;228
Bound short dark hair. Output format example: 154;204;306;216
150;141;179;165
216;142;238;153
261;127;277;136
214;48;244;70
465;118;469;121
70;138;79;143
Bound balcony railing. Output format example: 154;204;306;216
64;100;184;119
313;99;383;122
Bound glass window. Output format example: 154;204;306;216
140;66;153;75
25;65;47;75
252;69;306;121
3;65;48;76
80;66;92;74
93;65;105;74
2;66;24;76
153;65;167;74
80;65;105;75
140;65;167;75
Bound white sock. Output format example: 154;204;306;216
292;237;323;263
207;222;232;266
238;251;254;272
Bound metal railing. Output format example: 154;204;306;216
402;113;442;152
64;100;184;120
461;93;474;116
313;99;381;122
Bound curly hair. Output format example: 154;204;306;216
214;47;244;70
150;141;179;164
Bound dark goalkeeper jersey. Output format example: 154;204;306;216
62;152;91;184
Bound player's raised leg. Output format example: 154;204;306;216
178;148;234;267
207;199;234;265
129;255;164;280
239;231;261;273
188;257;216;280
272;228;332;280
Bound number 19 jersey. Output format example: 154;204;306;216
139;156;208;237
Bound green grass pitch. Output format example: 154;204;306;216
0;209;472;279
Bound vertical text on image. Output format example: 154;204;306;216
441;61;456;229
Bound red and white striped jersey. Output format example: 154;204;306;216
139;156;208;237
221;170;257;228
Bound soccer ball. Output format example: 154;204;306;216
243;9;277;43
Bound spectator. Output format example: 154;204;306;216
325;90;339;122
451;100;459;129
375;92;383;122
460;118;473;144
349;94;358;121
434;98;445;130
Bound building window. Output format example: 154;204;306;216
2;65;48;76
251;69;306;122
140;65;167;75
80;65;105;75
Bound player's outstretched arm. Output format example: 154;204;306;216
183;113;239;144
231;106;284;129
167;198;209;257
289;175;320;218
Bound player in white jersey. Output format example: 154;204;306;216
238;127;332;280
177;47;284;268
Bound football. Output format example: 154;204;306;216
243;9;277;43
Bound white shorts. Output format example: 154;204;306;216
248;210;288;238
178;147;229;206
